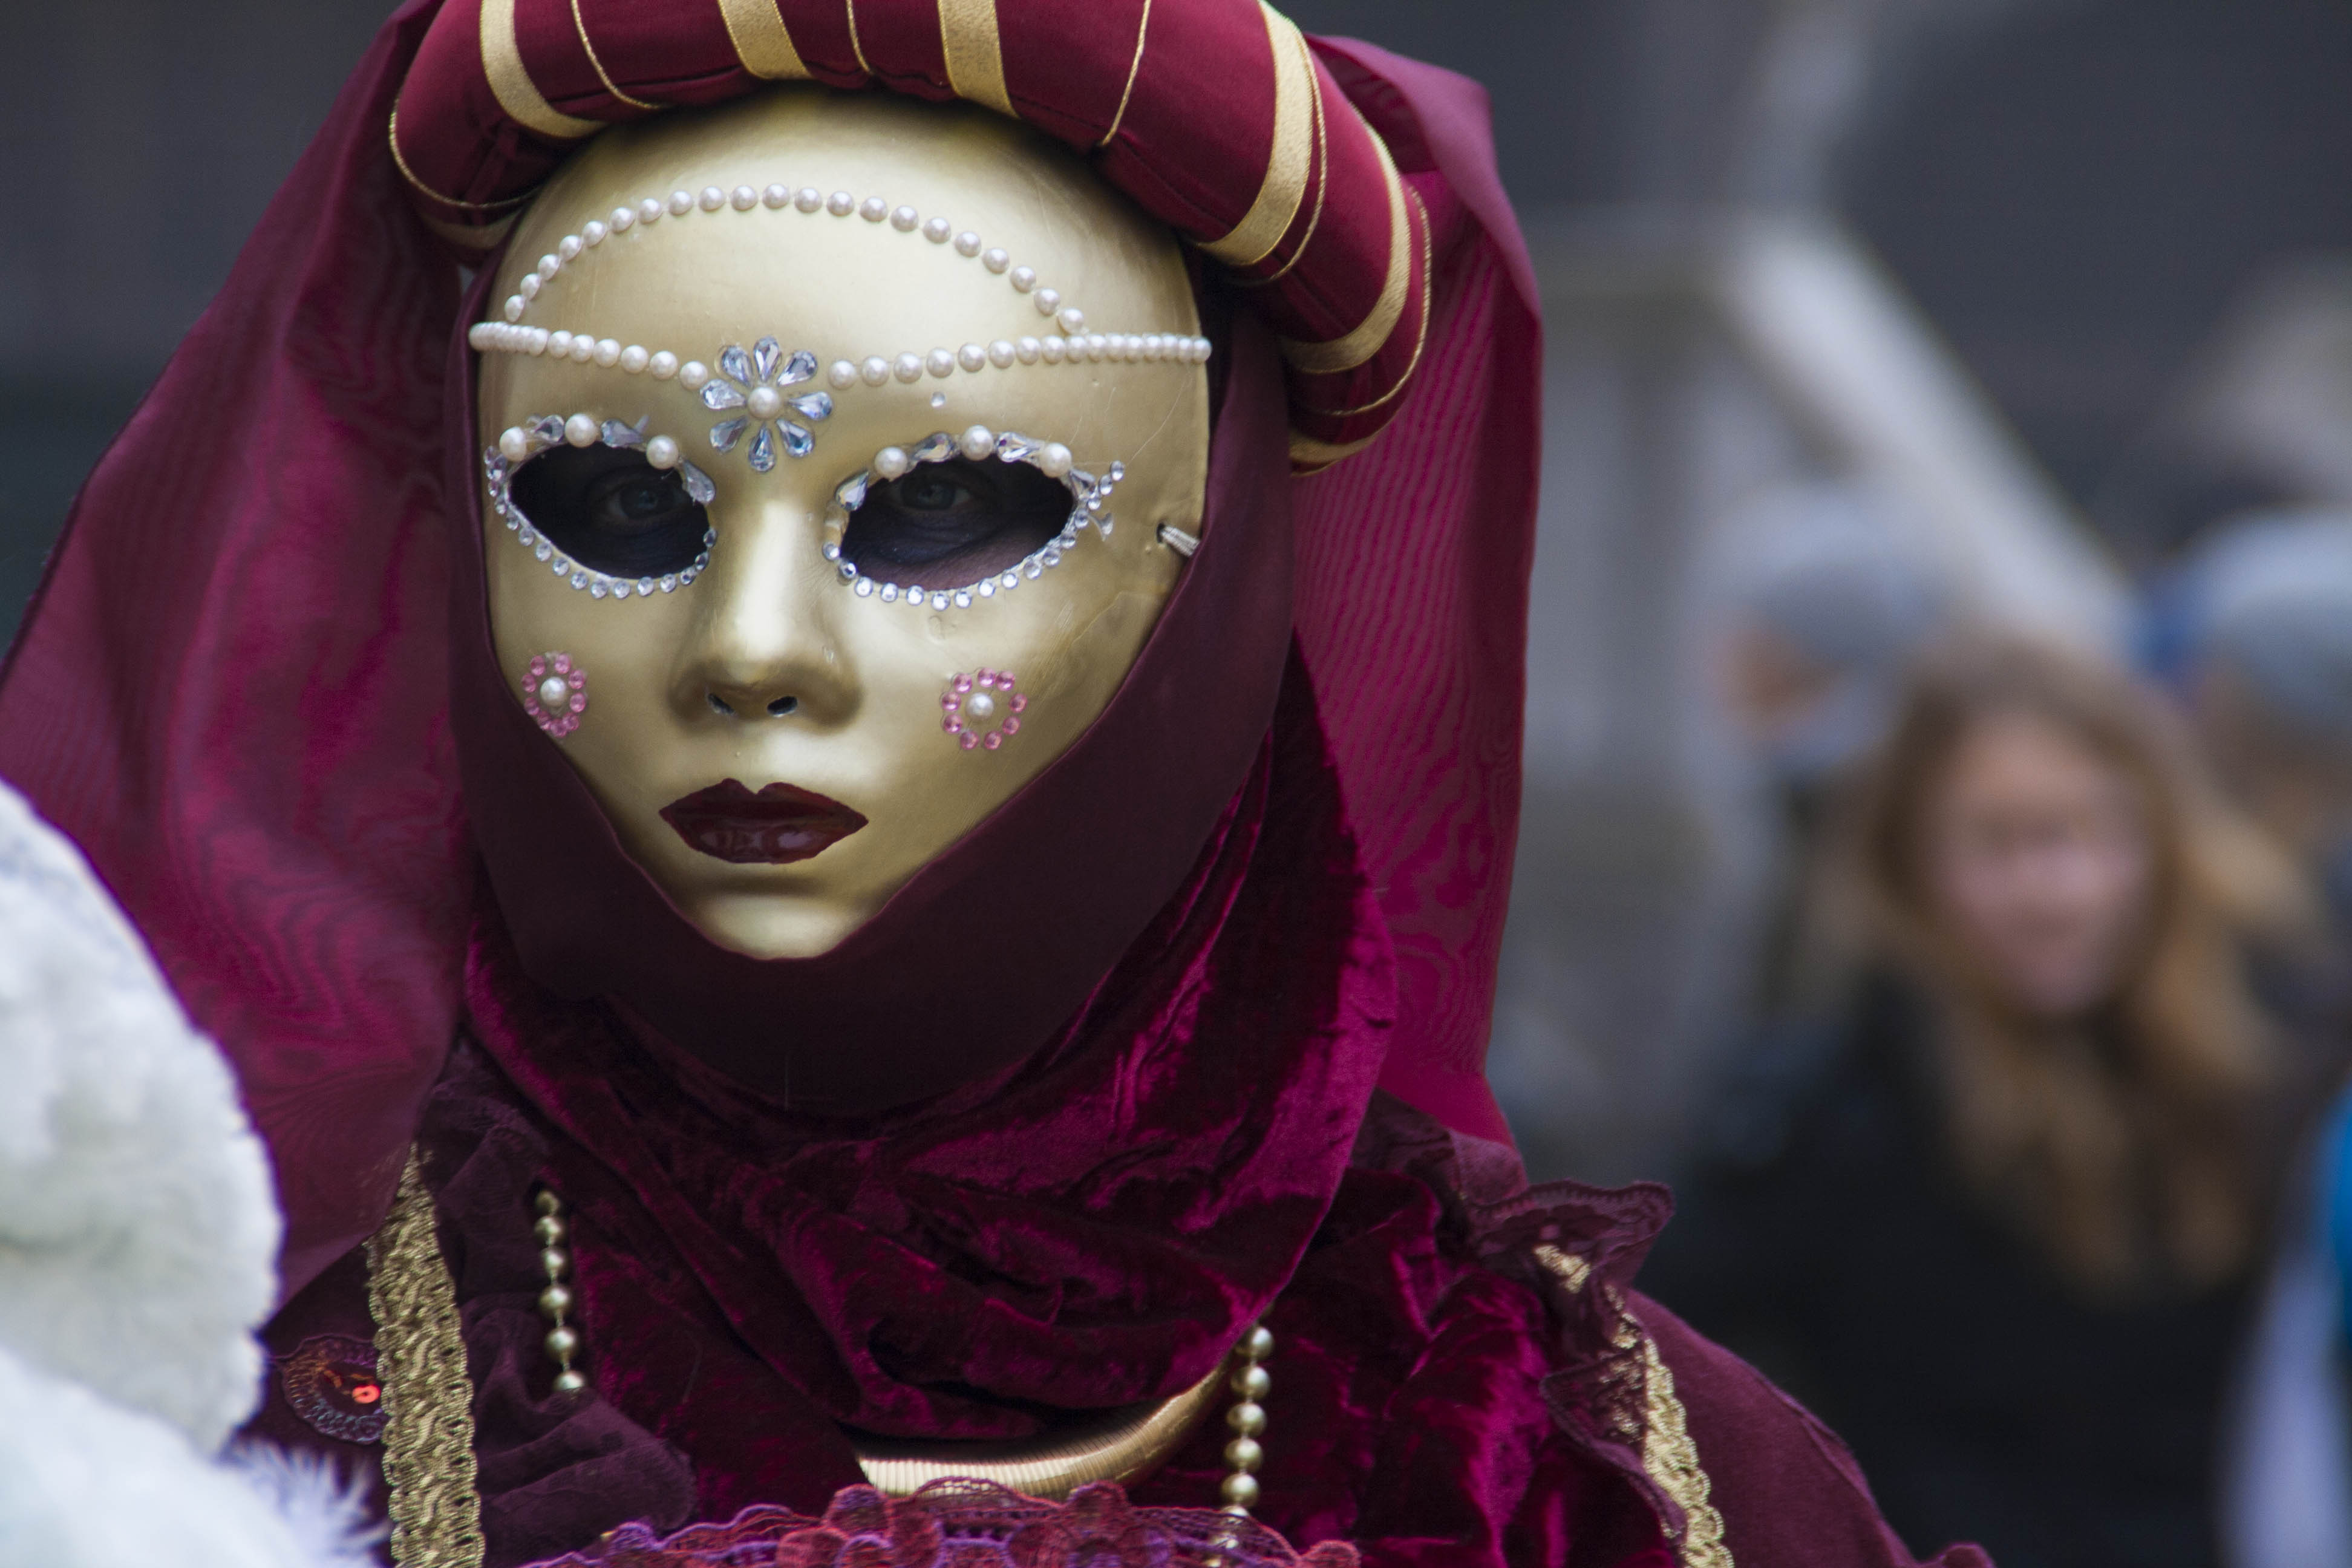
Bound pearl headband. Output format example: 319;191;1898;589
468;181;1212;466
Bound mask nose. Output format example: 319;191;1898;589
675;494;854;726
706;691;802;719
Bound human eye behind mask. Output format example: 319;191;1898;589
511;445;713;579
840;455;1070;584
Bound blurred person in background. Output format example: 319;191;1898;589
1700;480;1949;1156
2225;1071;2352;1568
2170;512;2352;932
2169;512;2352;1568
1646;635;2307;1568
1713;481;1949;832
2163;510;2352;1113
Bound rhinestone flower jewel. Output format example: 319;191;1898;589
703;337;834;469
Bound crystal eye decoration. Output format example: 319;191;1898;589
702;337;832;471
941;668;1027;751
485;414;715;600
827;428;1126;612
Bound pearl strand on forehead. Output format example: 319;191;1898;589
503;182;1082;332
473;180;1210;384
468;318;1212;389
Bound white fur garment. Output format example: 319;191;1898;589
0;780;380;1566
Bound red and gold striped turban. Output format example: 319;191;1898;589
390;0;1427;465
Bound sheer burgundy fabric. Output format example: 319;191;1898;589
0;1;471;1295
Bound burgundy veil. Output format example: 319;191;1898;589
0;0;1537;1296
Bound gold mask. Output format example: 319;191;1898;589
476;90;1210;960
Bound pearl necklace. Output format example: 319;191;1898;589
532;1189;1272;1514
531;1191;587;1396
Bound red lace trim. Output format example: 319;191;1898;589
519;1480;1362;1568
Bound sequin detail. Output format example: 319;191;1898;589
279;1333;388;1443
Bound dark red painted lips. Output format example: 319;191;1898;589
659;779;869;865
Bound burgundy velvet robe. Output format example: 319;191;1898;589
244;668;1989;1568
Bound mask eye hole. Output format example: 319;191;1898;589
840;456;1070;586
510;445;711;578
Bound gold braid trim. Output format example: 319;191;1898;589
365;1149;487;1568
1633;1330;1732;1568
1531;1247;1730;1568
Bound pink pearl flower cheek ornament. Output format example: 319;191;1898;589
941;668;1025;751
523;652;589;737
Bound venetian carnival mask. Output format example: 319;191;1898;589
475;89;1211;959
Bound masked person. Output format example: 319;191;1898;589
0;4;1986;1566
